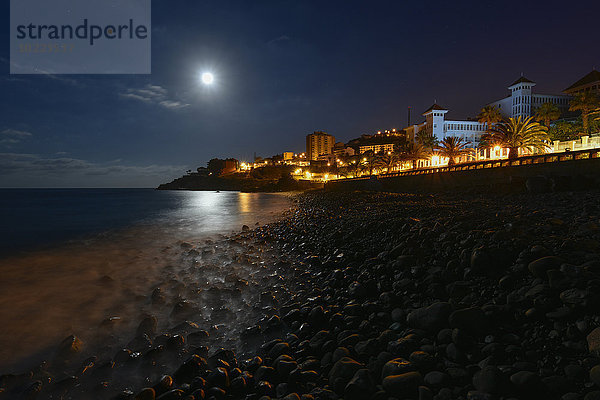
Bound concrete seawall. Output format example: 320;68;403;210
325;156;600;193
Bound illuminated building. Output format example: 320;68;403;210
306;131;335;161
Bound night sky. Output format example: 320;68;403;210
1;0;598;187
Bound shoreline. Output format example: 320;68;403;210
3;190;600;399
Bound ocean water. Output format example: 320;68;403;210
0;189;292;373
0;188;290;256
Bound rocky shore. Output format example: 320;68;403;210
3;189;600;400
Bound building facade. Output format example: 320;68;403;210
359;143;395;154
563;69;600;95
405;104;487;146
306;131;335;161
489;76;570;119
405;75;576;147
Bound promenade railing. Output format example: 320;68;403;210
337;147;600;182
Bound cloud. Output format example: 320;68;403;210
268;35;291;45
0;58;81;86
2;129;33;138
0;129;33;146
0;153;187;187
0;153;183;176
120;84;190;110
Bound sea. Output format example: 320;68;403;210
0;189;292;373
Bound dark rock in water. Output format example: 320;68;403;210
174;355;207;384
21;380;43;399
229;376;247;396
187;330;210;346
424;371;450;388
152;375;173;396
328;357;364;394
561;288;589;305
590;365;600;387
128;333;153;351
276;359;297;377
587;328;600;355
510;371;543;397
382;371;422;398
56;335;83;359
466;391;495;400
255;366;276;383
586;392;600;400
381;358;415;380
528;256;563;278
563;364;585;381
308;306;326;326
269;342;291;358
255;380;274;396
409;351;435;371
418;385;433;400
137;315;158;336
471;247;493;272
151;287;165;304
344;369;375;400
406;302;452;332
242;225;250;231
332;347;350;364
348;281;367;299
206;367;230;389
309;330;331;352
472;366;506;394
134;388;156;400
445;343;466;363
206;386;227;399
171;301;195;317
449;307;486;333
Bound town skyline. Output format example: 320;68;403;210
1;0;599;187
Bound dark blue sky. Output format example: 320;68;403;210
1;0;598;187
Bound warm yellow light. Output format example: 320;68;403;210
363;158;367;162
327;163;330;166
494;146;501;151
324;174;329;180
295;169;302;174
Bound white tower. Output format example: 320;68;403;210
422;103;449;142
508;77;536;119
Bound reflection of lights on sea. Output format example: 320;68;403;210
239;192;250;213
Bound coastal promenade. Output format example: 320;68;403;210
325;147;600;193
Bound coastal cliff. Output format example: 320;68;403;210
157;170;317;192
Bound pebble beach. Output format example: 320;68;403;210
3;189;600;400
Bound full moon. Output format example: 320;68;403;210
201;72;214;85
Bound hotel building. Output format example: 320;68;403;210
405;74;579;146
359;143;395;154
306;131;335;161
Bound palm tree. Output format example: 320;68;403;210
569;92;600;135
477;105;503;131
436;136;474;166
535;102;561;128
591;107;600;122
401;142;430;169
480;116;549;159
376;151;400;173
416;129;437;151
361;150;378;175
346;155;365;178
